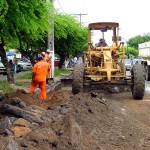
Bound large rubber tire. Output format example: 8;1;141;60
145;65;150;81
131;64;145;100
72;64;84;94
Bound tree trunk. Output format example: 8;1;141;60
6;66;14;84
0;38;14;84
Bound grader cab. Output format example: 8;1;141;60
72;22;145;100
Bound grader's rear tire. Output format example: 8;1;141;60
72;64;84;94
131;64;145;100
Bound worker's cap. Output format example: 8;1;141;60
46;49;51;53
38;54;43;60
42;52;45;55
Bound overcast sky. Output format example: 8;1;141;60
54;0;150;42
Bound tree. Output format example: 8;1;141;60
125;46;138;58
128;34;150;49
54;13;88;68
126;34;150;58
0;0;52;83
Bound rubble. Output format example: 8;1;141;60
0;84;150;150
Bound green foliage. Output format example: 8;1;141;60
0;81;15;93
54;13;88;57
125;46;138;58
126;33;150;57
0;0;8;23
54;68;70;76
1;1;88;58
1;1;88;71
128;34;150;49
0;0;53;49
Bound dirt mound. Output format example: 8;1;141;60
0;85;150;150
0;88;110;150
0;89;73;150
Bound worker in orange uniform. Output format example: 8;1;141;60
30;54;50;100
43;49;52;84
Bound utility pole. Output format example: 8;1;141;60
71;13;88;27
48;0;54;79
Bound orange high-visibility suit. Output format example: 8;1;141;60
43;53;51;79
30;60;50;100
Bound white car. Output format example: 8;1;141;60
18;58;33;70
124;59;133;71
0;58;6;74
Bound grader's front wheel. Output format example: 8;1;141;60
131;64;145;100
72;64;84;94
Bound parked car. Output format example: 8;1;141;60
7;58;23;73
18;58;33;70
54;57;60;67
0;58;6;75
17;64;23;73
124;59;133;71
0;58;23;75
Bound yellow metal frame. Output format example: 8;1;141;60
84;22;126;82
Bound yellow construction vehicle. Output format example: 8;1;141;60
72;22;145;99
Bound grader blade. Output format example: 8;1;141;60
60;72;73;89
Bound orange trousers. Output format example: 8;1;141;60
30;80;47;100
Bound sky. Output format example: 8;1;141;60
54;0;150;43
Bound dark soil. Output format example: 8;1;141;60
0;83;150;150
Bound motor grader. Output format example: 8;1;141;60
72;22;145;99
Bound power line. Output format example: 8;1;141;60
71;13;88;27
56;0;65;13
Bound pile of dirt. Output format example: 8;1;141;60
0;85;150;150
0;89;73;150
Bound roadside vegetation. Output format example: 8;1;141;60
54;68;70;76
126;34;150;58
0;0;87;84
16;68;70;79
0;81;15;93
16;71;32;79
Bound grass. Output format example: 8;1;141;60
15;81;30;86
16;68;70;78
54;68;70;76
0;81;15;93
16;71;32;79
15;71;32;87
